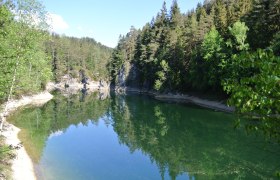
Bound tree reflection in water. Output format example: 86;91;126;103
110;95;280;179
8;93;280;179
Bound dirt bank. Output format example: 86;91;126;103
114;87;235;113
154;94;234;113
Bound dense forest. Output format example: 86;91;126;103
109;0;280;139
0;0;112;103
45;34;112;83
110;0;279;92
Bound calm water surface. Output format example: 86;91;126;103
8;92;280;179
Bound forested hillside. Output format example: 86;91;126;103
0;0;112;103
45;35;112;83
109;0;280;139
110;0;279;93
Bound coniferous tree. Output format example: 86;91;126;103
245;0;279;49
214;0;228;36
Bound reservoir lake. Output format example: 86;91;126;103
8;92;280;179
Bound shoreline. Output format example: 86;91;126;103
0;91;53;180
114;86;235;113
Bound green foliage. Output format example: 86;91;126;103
202;27;225;61
228;21;249;51
0;136;13;179
222;20;280;141
199;27;226;89
223;49;280;139
223;49;280;115
154;60;170;91
0;0;52;101
270;31;280;56
0;4;14;99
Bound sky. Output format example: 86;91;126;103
44;0;203;48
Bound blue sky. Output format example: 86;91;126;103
44;0;203;48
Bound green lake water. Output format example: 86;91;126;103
8;92;280;179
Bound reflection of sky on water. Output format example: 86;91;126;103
48;130;63;140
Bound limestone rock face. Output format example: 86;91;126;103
115;62;140;88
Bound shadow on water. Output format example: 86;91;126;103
7;92;280;179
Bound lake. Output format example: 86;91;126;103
8;92;280;179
